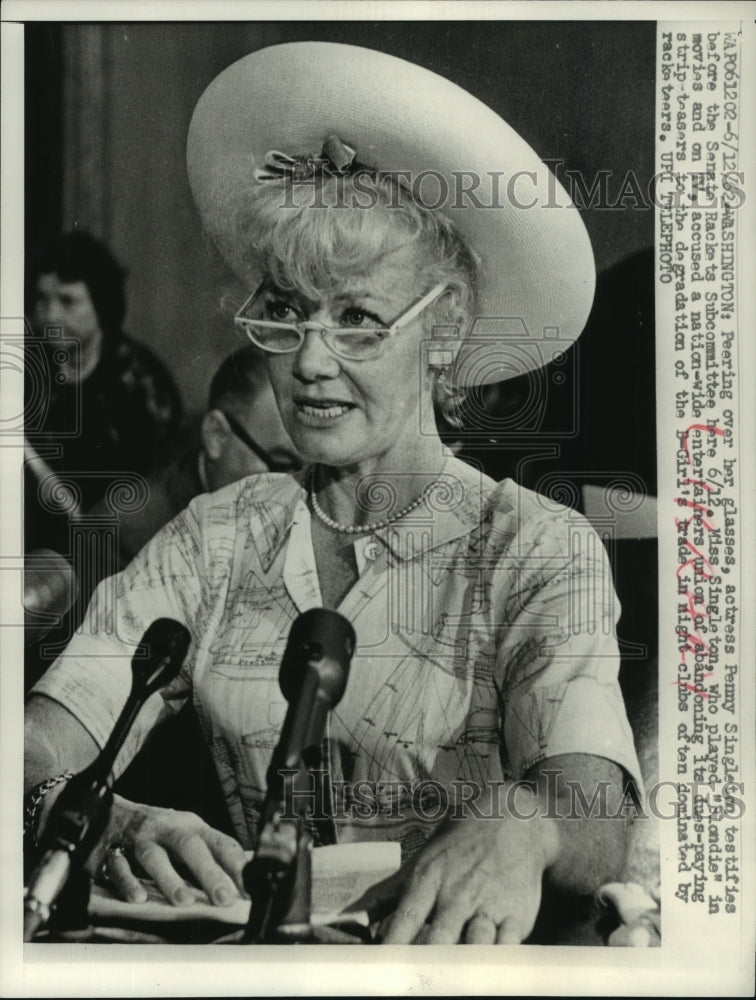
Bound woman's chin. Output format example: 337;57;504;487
289;419;365;467
294;435;386;472
293;434;359;468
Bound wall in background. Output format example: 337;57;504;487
25;20;655;417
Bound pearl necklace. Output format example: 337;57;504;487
309;474;431;535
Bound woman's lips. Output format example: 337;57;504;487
294;399;355;422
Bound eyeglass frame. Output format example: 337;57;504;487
220;409;300;474
234;280;447;361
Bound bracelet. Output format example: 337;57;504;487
24;771;73;848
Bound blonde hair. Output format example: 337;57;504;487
240;172;477;305
233;168;478;425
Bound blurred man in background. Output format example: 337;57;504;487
102;344;301;567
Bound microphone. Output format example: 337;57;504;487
268;608;355;796
23;618;191;941
244;608;356;942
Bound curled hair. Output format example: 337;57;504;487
27;231;128;336
232;166;478;423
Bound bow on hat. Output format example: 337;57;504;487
254;134;357;182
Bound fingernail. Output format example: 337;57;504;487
174;887;193;905
214;888;233;906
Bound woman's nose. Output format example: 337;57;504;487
292;325;341;381
34;298;55;328
43;298;64;325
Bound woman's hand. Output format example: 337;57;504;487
381;798;559;944
380;756;629;944
88;794;248;907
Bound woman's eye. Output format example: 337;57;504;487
264;300;298;322
342;308;366;327
342;307;381;328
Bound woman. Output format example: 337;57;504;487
25;43;641;944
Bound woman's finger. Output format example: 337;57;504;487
424;900;468;944
348;865;408;924
133;840;194;906
103;846;147;904
464;913;498;944
205;830;249;897
496;918;524;944
170;831;239;906
382;867;441;944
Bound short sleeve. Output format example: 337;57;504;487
495;504;642;788
30;500;206;776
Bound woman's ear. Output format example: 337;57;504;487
200;409;231;461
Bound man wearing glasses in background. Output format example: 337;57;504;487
96;345;302;570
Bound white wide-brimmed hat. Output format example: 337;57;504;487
187;41;595;386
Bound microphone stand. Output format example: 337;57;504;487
242;770;316;943
23;619;191;942
243;609;355;944
242;672;330;943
